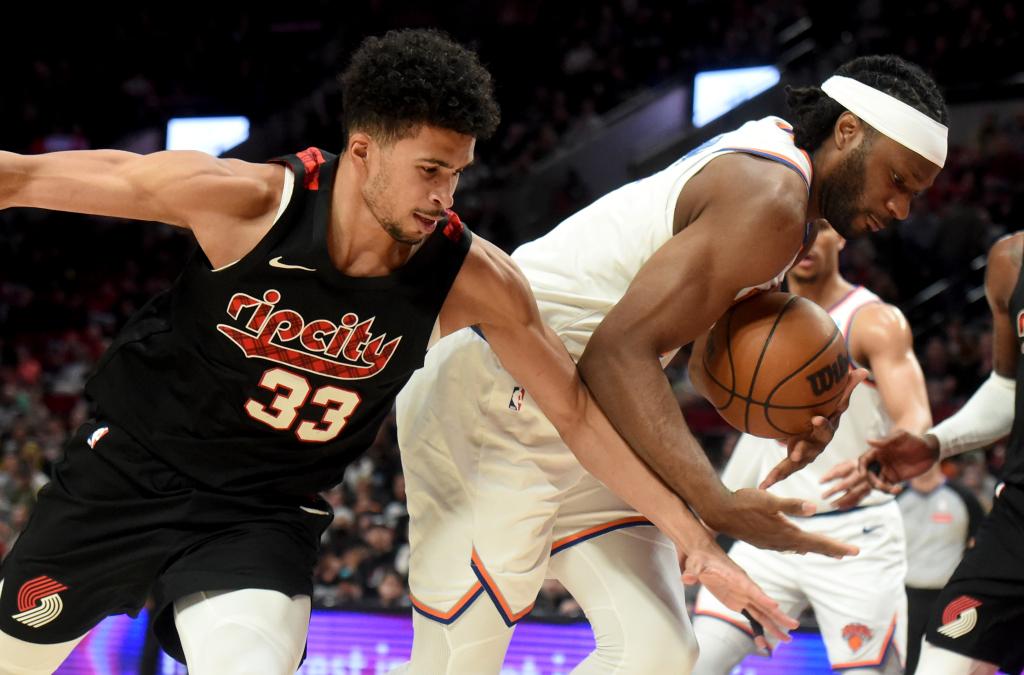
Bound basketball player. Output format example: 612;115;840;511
859;232;1024;675
396;55;948;673
0;29;802;675
690;220;931;675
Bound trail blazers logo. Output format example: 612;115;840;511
938;595;982;639
217;289;401;381
12;576;68;628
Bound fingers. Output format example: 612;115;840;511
819;460;856;484
831;483;871;510
837;369;869;411
759;457;799;490
794;531;859;558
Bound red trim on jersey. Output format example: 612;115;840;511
296;147;326;191
827;286;863;314
443;209;465;242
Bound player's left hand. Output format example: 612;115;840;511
819;459;876;509
681;540;798;650
760;368;868;489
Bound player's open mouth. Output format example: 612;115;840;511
867;214;884;232
413;214;439;231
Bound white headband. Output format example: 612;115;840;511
820;75;947;168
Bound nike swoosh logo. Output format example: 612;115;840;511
862;525;881;534
269;256;317;272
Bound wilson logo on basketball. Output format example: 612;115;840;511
841;622;873;652
937;595;982;639
12;576;68;628
806;353;850;396
217;289;401;381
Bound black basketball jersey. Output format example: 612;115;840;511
1001;242;1024;487
84;148;471;497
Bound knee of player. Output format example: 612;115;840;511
622;617;699;672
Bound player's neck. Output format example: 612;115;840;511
328;162;422;277
790;274;854;309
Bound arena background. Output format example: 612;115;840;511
1;2;1022;673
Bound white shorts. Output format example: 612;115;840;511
694;500;908;670
396;329;647;625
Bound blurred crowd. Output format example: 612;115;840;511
3;1;1024;621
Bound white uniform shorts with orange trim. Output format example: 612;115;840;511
396;328;649;626
693;500;908;671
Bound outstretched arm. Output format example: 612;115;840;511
577;155;855;550
859;233;1022;488
0;149;284;268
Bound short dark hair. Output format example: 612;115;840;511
785;55;948;153
340;29;501;143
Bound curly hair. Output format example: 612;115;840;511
340;29;500;143
785;55;948;153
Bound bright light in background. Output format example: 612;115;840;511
692;65;780;127
165;116;250;156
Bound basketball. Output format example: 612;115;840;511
696;291;850;439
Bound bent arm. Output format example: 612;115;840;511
576;161;809;527
439;237;716;552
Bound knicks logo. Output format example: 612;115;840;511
12;576;68;628
806;353;850;396
937;595;982;639
841;623;873;652
217;289;401;381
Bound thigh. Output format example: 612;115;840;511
174;589;311;675
925;486;1024;674
152;498;332;665
549;527;696;674
0;601;87;675
804;524;908;671
406;597;514;675
693;541;807;640
0;421;173;645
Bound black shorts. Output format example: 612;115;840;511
925;482;1024;674
0;420;333;663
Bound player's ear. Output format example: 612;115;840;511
348;132;371;164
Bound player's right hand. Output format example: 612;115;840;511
858;429;939;492
706;488;860;558
681;541;798;649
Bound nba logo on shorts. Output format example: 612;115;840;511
509;387;526;411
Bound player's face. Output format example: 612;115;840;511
820;127;940;239
362;125;475;245
789;221;845;284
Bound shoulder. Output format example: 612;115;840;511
700;151;809;224
445;236;537;332
986;232;1024;308
848;300;913;362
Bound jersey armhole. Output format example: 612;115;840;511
210;166;296;273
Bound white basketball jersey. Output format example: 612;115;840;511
721;285;893;512
512;116;814;361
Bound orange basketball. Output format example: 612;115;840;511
697;291;850;439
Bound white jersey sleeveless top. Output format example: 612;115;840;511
512;116;814;361
721;285;893;512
